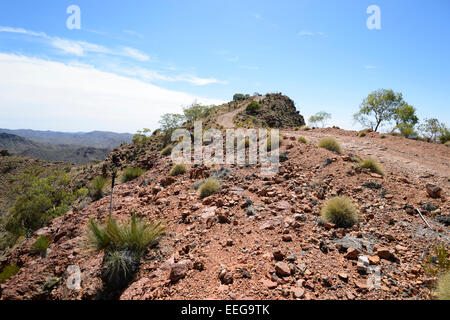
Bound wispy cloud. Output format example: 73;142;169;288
298;30;325;37
0;26;47;37
0;26;150;62
123;30;144;39
364;65;377;70
0;26;224;86
121;67;227;86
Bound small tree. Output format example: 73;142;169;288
183;103;212;123
309;111;331;128
419;118;448;143
392;103;419;137
354;89;405;132
233;94;246;102
159;113;185;145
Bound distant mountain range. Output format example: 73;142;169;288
0;129;133;164
0;129;133;149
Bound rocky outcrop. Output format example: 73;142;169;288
234;94;305;128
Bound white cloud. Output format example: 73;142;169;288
364;65;377;69
0;54;224;133
251;13;262;19
0;26;150;62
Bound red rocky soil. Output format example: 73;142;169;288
1;128;449;300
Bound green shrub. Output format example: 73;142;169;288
121;167;145;182
359;158;385;175
320;197;359;228
87;215;166;256
90;176;106;200
436;271;450;300
87;215;165;289
170;163;187;176
5;170;76;237
297;136;308;144
246;101;261;115
317;137;341;153
199;178;220;199
0;264;20;284
30;235;51;254
160;145;173;156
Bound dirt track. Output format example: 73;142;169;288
217;96;266;129
285;128;450;192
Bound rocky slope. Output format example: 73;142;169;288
1;128;448;300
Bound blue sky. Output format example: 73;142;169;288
0;0;449;133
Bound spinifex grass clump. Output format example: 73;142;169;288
320;197;359;228
30;235;51;255
87;214;165;290
317;137;341;153
90;176;106;200
0;264;19;284
199;177;220;199
436;271;450;300
297;136;308;144
121;167;145;183
170;163;187;176
359;158;385;175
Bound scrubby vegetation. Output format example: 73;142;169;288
321;197;359;228
4;169;82;240
87;214;165;289
359;158;385;175
199;178;220;199
0;264;20;284
90;176;106;200
121;167;145;182
246;101;261;115
424;243;449;276
30;235;51;255
297;136;308;143
170;163;187;176
318;137;341;153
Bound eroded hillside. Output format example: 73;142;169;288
1;127;448;300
